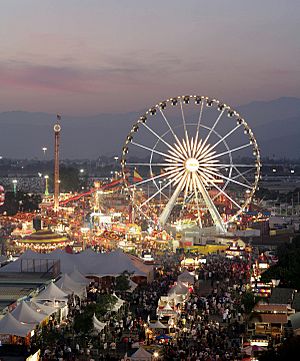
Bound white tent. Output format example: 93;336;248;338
178;270;195;284
93;314;106;332
12;301;47;324
0;249;153;281
168;281;189;296
68;268;90;285
149;320;167;329
130;347;152;360
111;294;125;312
29;300;57;316
34;281;68;302
0;312;34;337
55;274;87;298
128;279;138;292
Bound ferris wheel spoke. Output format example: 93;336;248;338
141;123;178;153
196;101;204;134
128;167;179;188
201;163;254;168
131;141;179;162
231;167;254;186
201;172;242;210
203;142;252;162
158;172;187;227
192;173;203;228
174;142;189;159
200;124;242;159
159;107;181;144
180;99;188;139
126;162;182;167
197;109;225;155
139;177;175;208
194;173;226;233
202;168;252;189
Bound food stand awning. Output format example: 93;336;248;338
0;312;34;337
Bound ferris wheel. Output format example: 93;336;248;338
121;95;261;233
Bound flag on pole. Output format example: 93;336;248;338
133;169;143;183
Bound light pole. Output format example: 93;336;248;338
42;147;47;157
44;175;49;196
12;179;17;196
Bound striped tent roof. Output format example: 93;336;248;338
20;229;68;244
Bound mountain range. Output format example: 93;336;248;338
0;97;299;159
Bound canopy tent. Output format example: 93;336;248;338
0;312;34;337
178;270;195;284
12;301;47;324
111;294;125;312
0;248;153;281
68;268;90;286
34;281;68;302
149;320;167;329
168;281;189;296
128;279;138;292
29;300;57;316
130;347;153;360
55;273;87;298
93;314;106;332
157;303;177;318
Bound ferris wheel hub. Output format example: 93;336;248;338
185;158;199;172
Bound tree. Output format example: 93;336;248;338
261;235;300;289
259;336;300;360
73;294;117;334
115;271;131;292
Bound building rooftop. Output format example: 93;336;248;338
269;288;294;305
292;293;300;312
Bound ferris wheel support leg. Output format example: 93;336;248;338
195;176;226;234
158;176;186;227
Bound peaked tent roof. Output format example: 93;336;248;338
0;248;153;279
34;281;68;301
163;303;173;310
130;347;152;360
149;320;167;329
28;300;57;316
11;301;47;324
93;314;106;332
68;268;90;285
178;270;195;284
0;312;34;337
55;273;86;298
168;281;189;296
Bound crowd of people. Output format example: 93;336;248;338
30;252;250;361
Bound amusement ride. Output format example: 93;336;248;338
121;95;261;234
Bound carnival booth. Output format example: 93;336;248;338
128;347;153;361
0;312;34;344
180;257;201;271
11;301;47;324
156;302;178;320
55;273;87;299
33;282;69;322
125;223;142;242
178;270;195;285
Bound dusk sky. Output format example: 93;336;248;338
0;0;299;115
